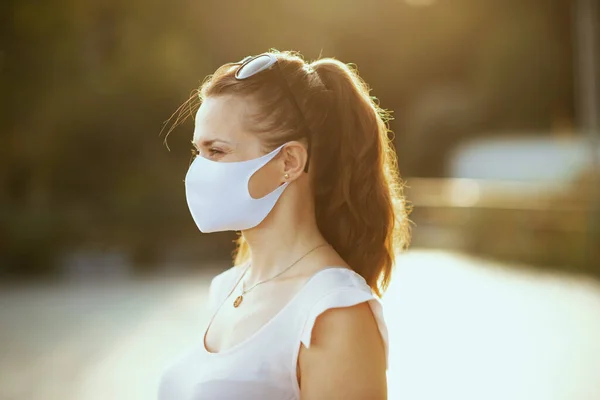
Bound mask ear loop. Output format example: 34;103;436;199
246;143;288;178
245;144;290;201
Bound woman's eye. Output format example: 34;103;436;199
190;146;226;161
207;148;225;157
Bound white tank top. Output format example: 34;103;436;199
158;266;389;400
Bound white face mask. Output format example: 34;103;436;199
184;143;290;233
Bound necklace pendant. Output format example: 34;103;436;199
233;295;243;308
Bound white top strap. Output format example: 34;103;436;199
298;269;389;368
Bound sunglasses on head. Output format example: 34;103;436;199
235;53;312;173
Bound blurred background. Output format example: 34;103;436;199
1;0;599;399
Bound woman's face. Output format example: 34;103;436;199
192;95;284;198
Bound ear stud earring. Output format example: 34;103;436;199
284;173;290;179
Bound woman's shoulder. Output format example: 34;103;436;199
299;267;389;367
299;267;385;339
303;266;374;297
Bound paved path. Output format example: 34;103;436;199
384;251;600;400
1;251;599;400
0;274;213;400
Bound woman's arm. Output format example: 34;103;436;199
298;302;387;399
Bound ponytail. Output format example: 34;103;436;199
308;59;409;296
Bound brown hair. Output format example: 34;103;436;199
166;50;410;296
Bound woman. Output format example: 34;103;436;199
159;50;409;399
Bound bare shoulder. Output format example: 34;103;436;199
310;301;386;359
298;301;387;399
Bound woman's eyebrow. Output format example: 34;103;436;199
194;139;232;147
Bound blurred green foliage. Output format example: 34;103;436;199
0;0;576;275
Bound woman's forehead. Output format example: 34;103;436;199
192;96;254;145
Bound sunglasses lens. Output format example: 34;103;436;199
235;54;277;79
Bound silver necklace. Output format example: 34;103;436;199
232;243;329;308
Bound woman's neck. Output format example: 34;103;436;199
241;192;325;285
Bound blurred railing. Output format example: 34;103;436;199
405;177;599;274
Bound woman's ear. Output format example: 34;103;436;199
281;141;308;181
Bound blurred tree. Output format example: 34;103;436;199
474;1;573;131
0;0;576;276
